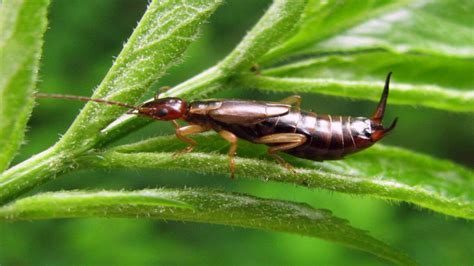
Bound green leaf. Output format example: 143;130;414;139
261;0;410;63
262;0;474;63
55;0;222;151
236;70;474;113
0;0;50;172
0;189;417;265
82;134;474;219
312;0;474;58
260;51;474;90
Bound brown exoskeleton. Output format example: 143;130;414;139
36;73;397;178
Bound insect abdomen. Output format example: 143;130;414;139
299;113;357;160
199;108;368;161
257;111;359;161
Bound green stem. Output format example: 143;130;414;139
0;147;71;204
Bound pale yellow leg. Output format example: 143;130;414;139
218;130;238;179
255;133;307;171
172;121;209;157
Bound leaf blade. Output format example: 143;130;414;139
313;0;474;58
0;0;50;172
0;189;416;265
236;72;474;113
85;134;474;219
262;51;474;90
261;0;410;63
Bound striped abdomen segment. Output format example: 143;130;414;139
258;111;359;161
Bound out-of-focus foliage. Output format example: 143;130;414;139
0;0;50;171
0;0;473;265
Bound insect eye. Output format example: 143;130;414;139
157;108;169;117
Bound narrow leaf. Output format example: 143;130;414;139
0;189;416;265
261;0;409;63
83;134;474;219
56;0;222;151
0;0;50;172
313;0;474;58
236;73;474;113
261;51;474;90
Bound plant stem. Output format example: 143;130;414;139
0;147;71;205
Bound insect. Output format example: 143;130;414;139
36;72;397;178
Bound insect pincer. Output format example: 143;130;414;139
349;72;398;150
370;72;398;142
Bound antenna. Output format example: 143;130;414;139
34;93;136;109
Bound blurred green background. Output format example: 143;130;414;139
1;0;473;265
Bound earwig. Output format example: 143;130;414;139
35;73;397;178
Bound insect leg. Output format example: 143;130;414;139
172;121;209;157
218;130;238;179
279;95;301;111
255;133;307;171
